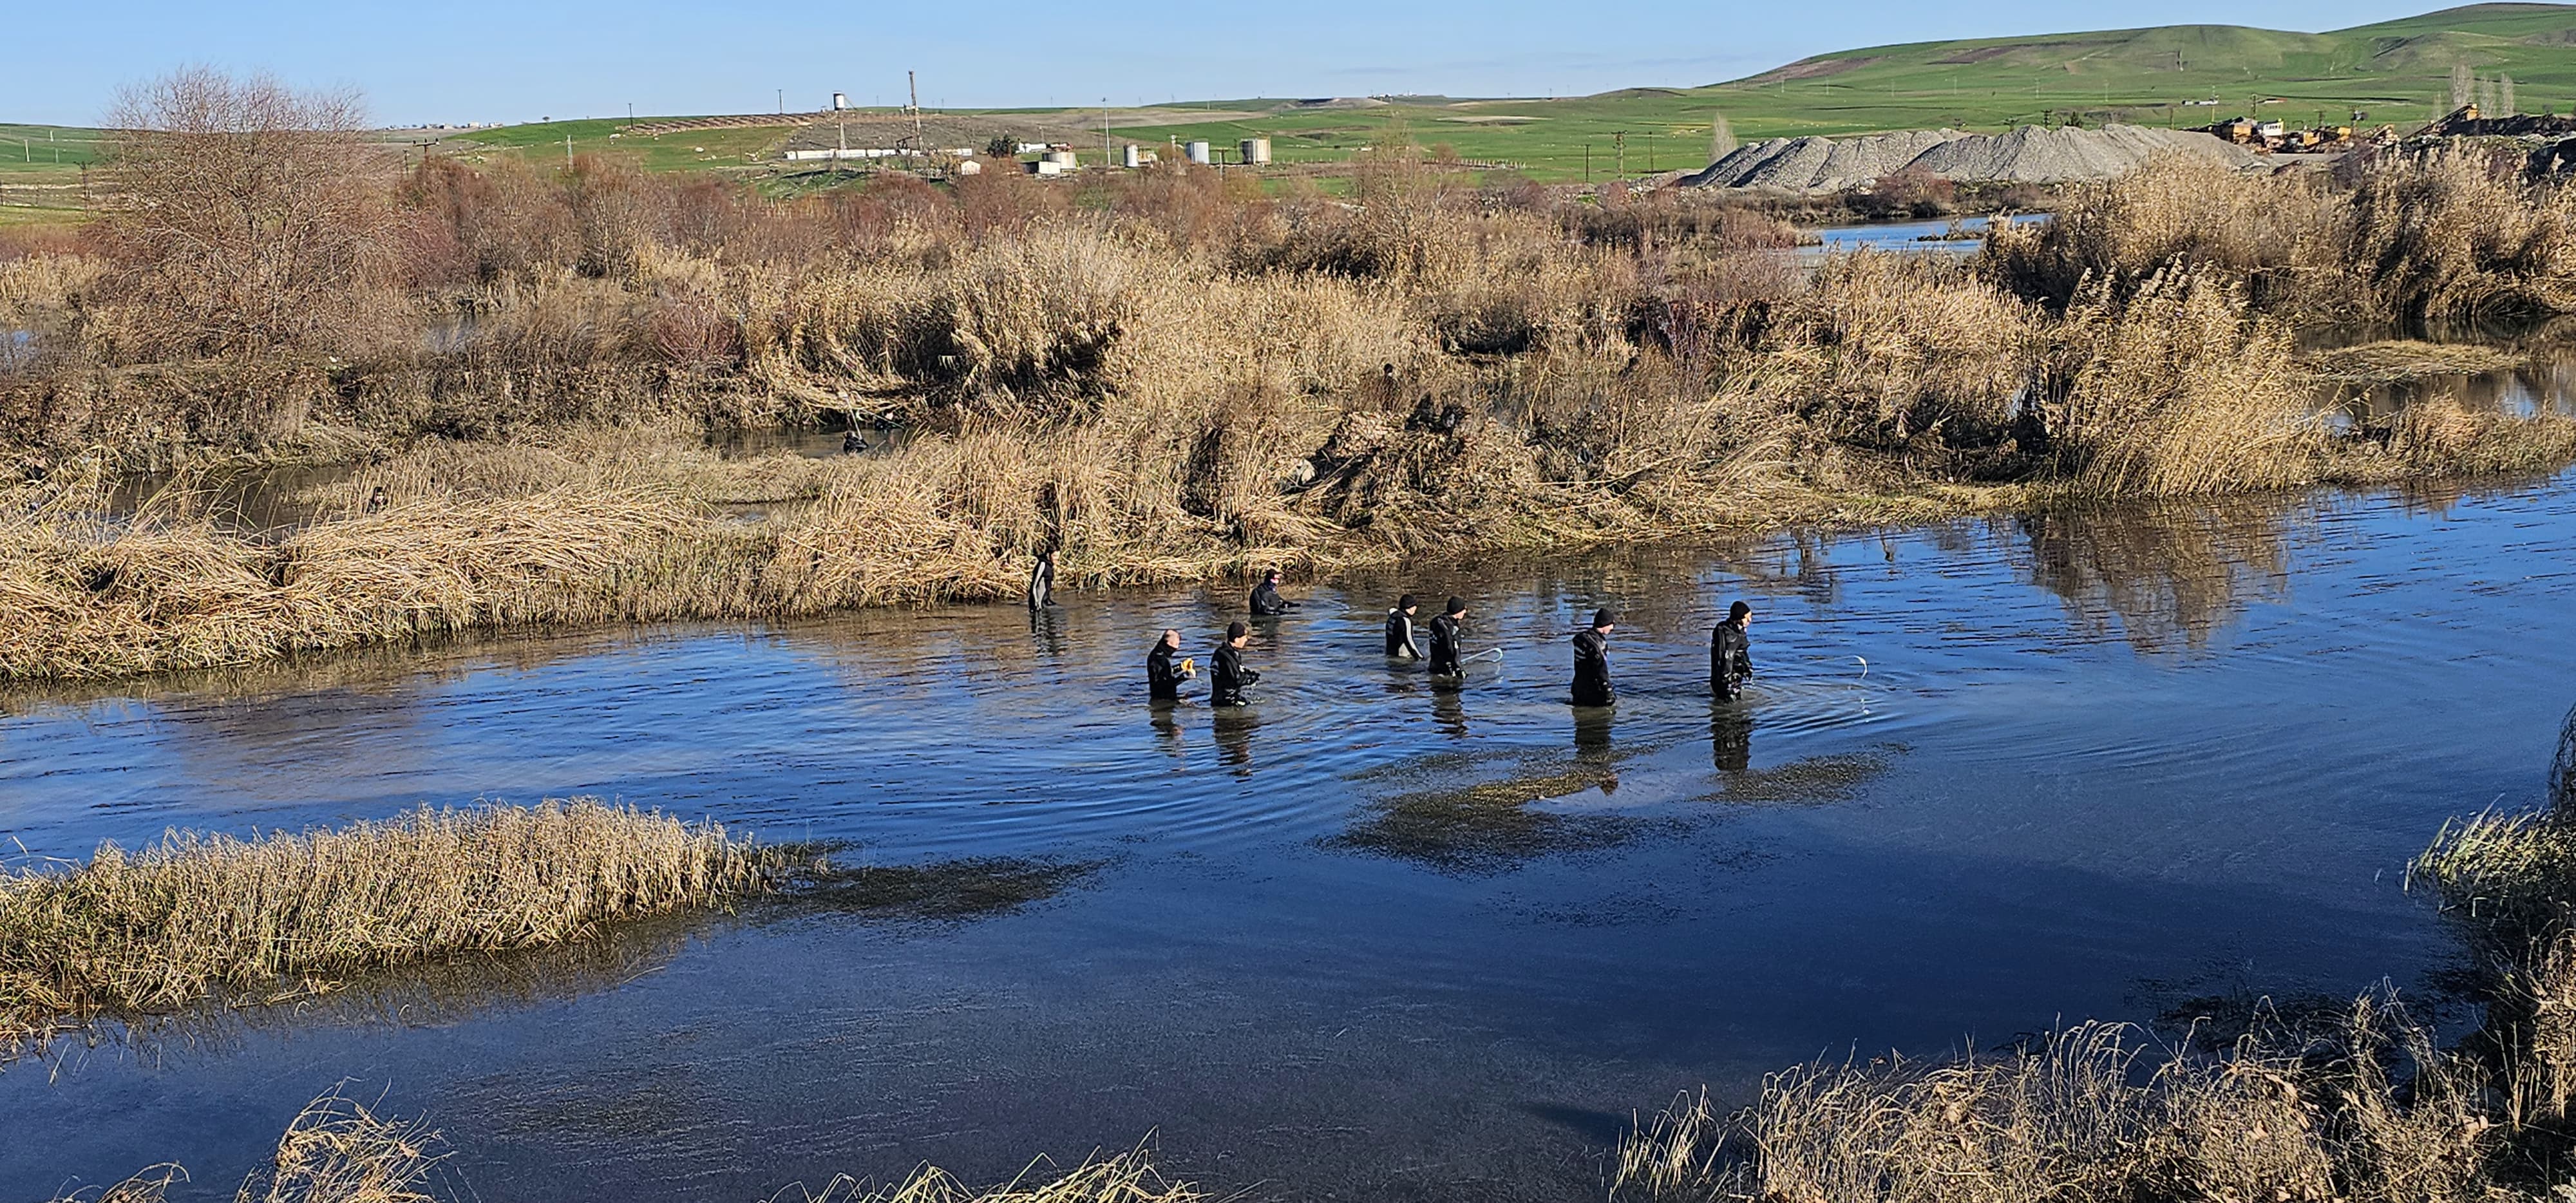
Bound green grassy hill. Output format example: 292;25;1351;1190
10;2;2576;200
1091;3;2576;181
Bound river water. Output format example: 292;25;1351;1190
4;474;2575;1200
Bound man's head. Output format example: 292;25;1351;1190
1445;596;1467;618
1728;600;1753;626
1039;549;1056;564
1397;592;1417;614
1592;607;1616;632
1226;620;1249;646
1160;629;1181;650
1264;569;1281;585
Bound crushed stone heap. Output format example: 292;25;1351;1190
1683;123;2260;193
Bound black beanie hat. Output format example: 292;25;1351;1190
1445;596;1466;615
1592;608;1616;628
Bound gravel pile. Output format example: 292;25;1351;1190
1683;124;2260;193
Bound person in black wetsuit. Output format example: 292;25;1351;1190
1148;629;1194;702
1711;600;1756;701
1385;594;1425;659
1249;569;1296;616
1571;608;1616;707
1428;596;1467;679
1211;621;1260;706
1027;549;1058;609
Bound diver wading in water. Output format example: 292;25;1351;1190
1428;596;1466;681
1711;601;1756;701
1212;621;1260;706
1148;629;1195;703
1385;594;1425;659
1571;609;1616;707
1250;569;1298;616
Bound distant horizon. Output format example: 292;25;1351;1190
5;0;2526;128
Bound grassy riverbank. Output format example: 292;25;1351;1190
6;75;2576;680
0;800;793;1047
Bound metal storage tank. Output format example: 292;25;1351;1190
1240;137;1271;164
1122;144;1141;169
1042;149;1077;167
1185;140;1211;164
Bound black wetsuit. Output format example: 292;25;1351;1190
1428;614;1463;676
1250;582;1293;616
1027;558;1055;608
1385;609;1424;659
1710;619;1754;701
1148;643;1188;702
1212;643;1258;706
1571;629;1615;707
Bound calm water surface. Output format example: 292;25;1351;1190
4;475;2575;1200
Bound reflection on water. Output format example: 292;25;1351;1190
2346;357;2576;422
5;473;2575;1202
2009;498;2295;653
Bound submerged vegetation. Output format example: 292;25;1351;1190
0;799;793;1046
4;74;2576;678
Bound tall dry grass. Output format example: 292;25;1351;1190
0;799;789;1043
1618;998;2494;1203
1987;148;2576;325
52;1090;443;1203
2041;265;2325;497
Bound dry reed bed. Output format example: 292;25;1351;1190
8;117;2576;679
0;799;790;1045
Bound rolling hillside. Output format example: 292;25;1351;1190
10;2;2576;201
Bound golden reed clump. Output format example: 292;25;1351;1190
0;799;790;1045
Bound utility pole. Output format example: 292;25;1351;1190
1103;97;1111;168
1584;142;1591;181
1613;130;1626;175
778;89;784;115
907;70;925;160
565;132;573;166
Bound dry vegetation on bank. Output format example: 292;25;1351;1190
5;73;2576;679
50;1089;1195;1203
0;799;792;1046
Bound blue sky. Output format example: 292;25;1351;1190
8;0;2459;126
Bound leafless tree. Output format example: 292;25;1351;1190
91;68;401;359
2503;73;2519;117
2452;62;2476;111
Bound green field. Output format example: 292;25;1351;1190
0;124;102;178
17;3;2576;189
439;118;795;172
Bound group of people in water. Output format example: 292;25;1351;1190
1032;556;1758;708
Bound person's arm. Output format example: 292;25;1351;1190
1404;617;1425;659
1739;633;1754;677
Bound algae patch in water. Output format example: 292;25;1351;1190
1703;752;1893;806
1327;766;1649;875
786;857;1103;919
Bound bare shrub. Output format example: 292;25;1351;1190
88;68;403;359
